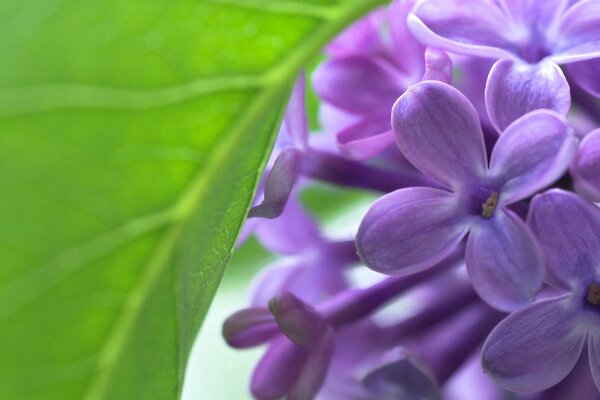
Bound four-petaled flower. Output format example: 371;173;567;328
409;0;600;131
483;190;600;392
357;80;577;311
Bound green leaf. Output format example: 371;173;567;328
0;0;385;398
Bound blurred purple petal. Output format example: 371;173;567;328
388;0;425;76
269;292;328;346
572;128;600;201
251;338;309;400
466;210;543;311
250;258;347;307
553;0;600;63
249;147;302;219
289;329;335;400
362;348;441;400
326;8;385;57
284;73;309;150
336;116;394;161
254;199;321;255
482;295;586;392
528;190;600;291
501;0;568;30
485;59;570;132
222;308;278;348
356;187;468;275
589;332;600;392
392;81;487;189
408;0;517;59
489;110;576;204
312;56;405;115
567;58;600;97
318;103;360;135
453;56;495;131
422;47;453;83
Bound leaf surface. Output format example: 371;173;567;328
0;0;385;398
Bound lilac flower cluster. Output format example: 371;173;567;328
223;0;600;398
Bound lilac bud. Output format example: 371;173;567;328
222;308;278;348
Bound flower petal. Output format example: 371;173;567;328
466;209;544;311
482;295;586;392
356;187;468;276
249;147;303;220
422;47;453;83
362;348;442;400
288;329;335;400
222;308;279;348
528;189;600;291
312;56;404;115
254;198;321;255
269;292;328;346
485;59;571;133
552;0;600;63
589;331;600;392
489;109;577;204
283;72;309;150
567;58;600;98
251;338;309;400
336;115;395;161
249;258;347;307
388;0;425;76
408;0;517;59
392;80;487;189
326;8;385;57
572;128;600;201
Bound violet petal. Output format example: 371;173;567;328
288;329;335;400
249;258;347;307
466;209;544;311
284;72;309;150
408;0;516;59
312;56;405;115
356;187;468;276
326;8;385;57
553;0;600;63
571;128;600;201
336;115;394;161
254;198;321;255
362;348;442;400
392;80;487;190
567;58;600;98
269;292;328;346
388;0;425;76
251;338;309;400
248;147;302;220
528;189;600;291
222;308;278;348
589;331;600;392
482;295;586;392
489;109;576;204
485;59;570;133
422;47;453;83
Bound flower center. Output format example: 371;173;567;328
586;283;600;307
481;192;499;219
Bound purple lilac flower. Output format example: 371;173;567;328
482;190;600;392
224;264;453;399
356;80;577;311
312;0;433;161
408;0;600;132
246;70;435;227
248;74;309;220
571;128;600;201
248;199;354;306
